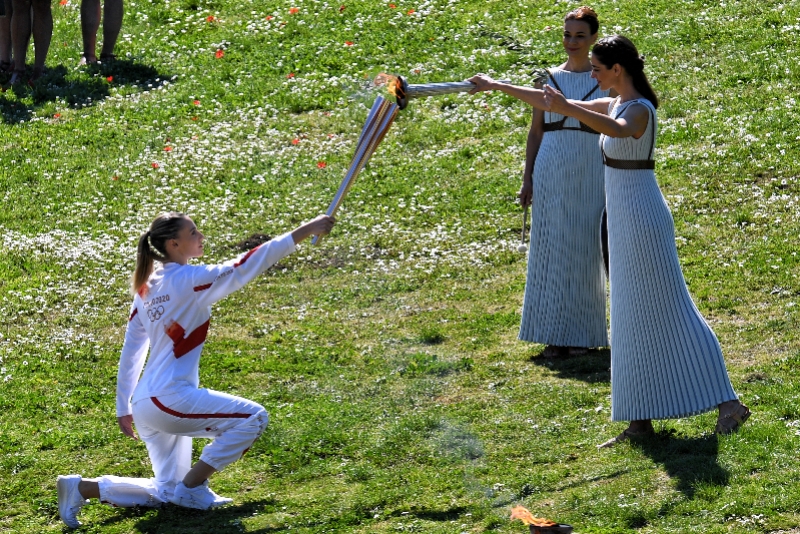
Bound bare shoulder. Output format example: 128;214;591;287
616;101;653;138
618;101;652;123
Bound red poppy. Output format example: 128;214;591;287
112;175;119;181
266;15;274;20
164;146;173;152
345;41;354;46
317;161;327;169
193;99;200;106
53;113;61;118
407;8;415;14
106;76;113;82
287;72;295;78
215;49;224;59
289;7;299;14
389;3;396;7
206;15;216;22
151;162;160;169
291;138;300;145
339;5;345;11
59;0;67;5
191;116;198;121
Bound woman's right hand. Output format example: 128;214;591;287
467;74;497;94
542;85;569;113
518;180;533;208
306;214;336;237
118;415;139;441
291;214;336;244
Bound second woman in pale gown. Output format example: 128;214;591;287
517;6;610;358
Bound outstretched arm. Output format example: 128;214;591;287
468;74;549;109
193;215;336;307
543;86;648;138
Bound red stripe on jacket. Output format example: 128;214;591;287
192;244;264;293
165;319;211;359
151;396;253;419
234;245;261;268
129;308;139;321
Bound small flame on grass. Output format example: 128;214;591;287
373;73;404;99
510;506;557;527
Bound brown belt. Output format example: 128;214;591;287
543;122;601;134
602;154;655;170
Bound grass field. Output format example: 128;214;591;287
1;0;800;532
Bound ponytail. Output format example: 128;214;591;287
592;35;659;109
131;213;187;296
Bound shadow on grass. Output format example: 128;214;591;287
632;431;728;499
530;348;611;384
92;498;277;533
554;469;631;492
0;60;171;123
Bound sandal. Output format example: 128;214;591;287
541;345;568;358
597;427;654;449
568;347;589;356
715;402;750;435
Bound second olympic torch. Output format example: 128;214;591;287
389;75;510;110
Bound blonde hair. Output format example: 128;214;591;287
131;212;187;296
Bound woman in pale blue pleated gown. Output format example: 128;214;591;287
469;36;750;447
517;6;610;358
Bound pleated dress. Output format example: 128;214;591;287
519;68;610;349
602;98;738;421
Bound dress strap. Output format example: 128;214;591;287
544;68;562;93
579;83;600;101
542;72;602;134
602;99;656;169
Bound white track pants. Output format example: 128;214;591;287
97;388;268;508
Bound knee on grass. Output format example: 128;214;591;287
200;407;269;469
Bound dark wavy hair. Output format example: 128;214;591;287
592;35;659;108
564;6;599;35
132;212;187;296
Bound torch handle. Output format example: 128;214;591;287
404;80;511;99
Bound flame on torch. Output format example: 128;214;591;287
373;73;405;100
510;506;557;527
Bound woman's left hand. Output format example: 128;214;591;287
542;85;568;113
118;415;139;441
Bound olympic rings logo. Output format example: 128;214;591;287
147;305;165;322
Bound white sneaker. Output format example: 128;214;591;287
57;475;88;528
171;481;233;510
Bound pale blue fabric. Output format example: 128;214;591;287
602;98;737;421
519;68;610;349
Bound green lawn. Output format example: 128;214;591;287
1;0;800;532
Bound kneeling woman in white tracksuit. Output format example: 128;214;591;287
57;211;335;528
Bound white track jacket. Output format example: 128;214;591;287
116;233;296;417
